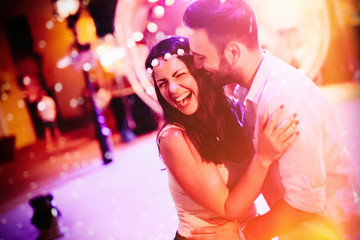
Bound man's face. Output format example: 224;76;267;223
187;28;234;85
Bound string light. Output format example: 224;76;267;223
132;31;144;42
147;22;158;33
165;0;175;6
153;5;165;18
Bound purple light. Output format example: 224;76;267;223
97;116;105;123
101;127;111;136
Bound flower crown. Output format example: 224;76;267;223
146;48;187;75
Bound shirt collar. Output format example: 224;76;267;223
234;50;271;107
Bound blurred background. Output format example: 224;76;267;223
0;0;359;239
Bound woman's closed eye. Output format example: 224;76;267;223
157;79;167;88
175;72;187;79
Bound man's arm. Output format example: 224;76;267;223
242;198;316;240
188;199;316;240
189;199;342;240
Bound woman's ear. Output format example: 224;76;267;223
224;42;241;65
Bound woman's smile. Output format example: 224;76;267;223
154;57;199;115
174;91;192;107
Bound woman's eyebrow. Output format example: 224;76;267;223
156;78;166;83
172;69;181;78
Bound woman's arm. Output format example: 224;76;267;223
225;105;299;219
159;106;299;220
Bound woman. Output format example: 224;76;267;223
145;36;299;239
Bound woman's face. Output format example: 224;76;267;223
153;57;199;115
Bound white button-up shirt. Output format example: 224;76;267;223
234;50;359;223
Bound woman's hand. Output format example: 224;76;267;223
256;105;299;167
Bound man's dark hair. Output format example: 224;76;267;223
183;0;259;53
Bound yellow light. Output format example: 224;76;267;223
3;82;11;90
75;11;97;44
17;100;25;108
55;0;80;21
99;47;126;68
6;113;13;122
1;93;8;101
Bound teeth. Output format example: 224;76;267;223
174;92;190;102
174;92;192;108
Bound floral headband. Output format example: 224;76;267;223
146;48;187;75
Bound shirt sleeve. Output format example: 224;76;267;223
257;92;327;213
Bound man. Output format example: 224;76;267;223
183;0;360;239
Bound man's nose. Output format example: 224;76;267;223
194;56;203;69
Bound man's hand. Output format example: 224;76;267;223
189;221;241;240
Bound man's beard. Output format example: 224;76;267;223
212;57;238;86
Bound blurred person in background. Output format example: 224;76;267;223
37;89;63;151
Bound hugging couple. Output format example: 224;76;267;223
144;1;360;239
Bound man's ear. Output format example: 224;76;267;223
224;42;241;65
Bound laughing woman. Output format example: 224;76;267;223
145;36;299;239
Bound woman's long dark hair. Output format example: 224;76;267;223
146;37;253;164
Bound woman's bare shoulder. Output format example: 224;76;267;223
158;126;187;148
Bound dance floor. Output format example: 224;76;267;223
0;82;359;240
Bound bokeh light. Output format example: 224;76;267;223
54;82;63;92
153;5;165;18
147;22;158;33
23;76;31;86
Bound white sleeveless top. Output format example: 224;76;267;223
157;124;257;237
